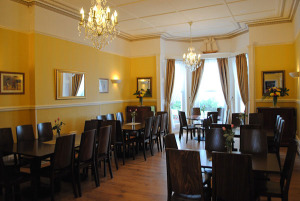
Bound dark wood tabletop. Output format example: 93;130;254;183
122;123;145;131
199;150;280;173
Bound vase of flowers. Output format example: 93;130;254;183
223;124;235;153
52;117;65;137
263;87;289;107
133;89;151;106
238;111;248;125
130;109;137;123
200;105;206;117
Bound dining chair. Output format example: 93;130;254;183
191;107;201;115
257;140;297;201
96;115;107;121
166;149;211;201
106;113;115;120
249;113;264;126
157;111;168;132
40;134;78;201
141;111;154;123
16;125;35;143
269;118;285;169
96;126;113;179
217;108;224;123
101;120;119;170
178;111;197;143
136;117;153;161
160;113;169;148
212;152;258;201
0;128;18;167
240;127;268;155
151;115;162;152
0;152;31;201
84;120;99;132
164;134;178;149
207;112;218;123
232;113;242;127
116;112;124;125
75;129;98;197
205;128;227;152
37;122;53;142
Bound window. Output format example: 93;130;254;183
194;59;225;113
170;61;187;132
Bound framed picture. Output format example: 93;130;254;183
99;78;109;93
0;71;25;94
262;70;285;95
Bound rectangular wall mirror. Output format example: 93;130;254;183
262;70;285;95
137;77;152;97
56;69;86;100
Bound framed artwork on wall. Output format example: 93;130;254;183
262;70;285;95
0;71;25;94
99;78;109;93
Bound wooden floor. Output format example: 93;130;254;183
7;134;300;201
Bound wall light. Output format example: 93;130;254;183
289;72;300;78
111;79;121;84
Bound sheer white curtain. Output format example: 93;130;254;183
170;61;187;132
194;59;225;113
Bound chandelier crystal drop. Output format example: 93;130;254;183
183;22;201;72
78;0;119;50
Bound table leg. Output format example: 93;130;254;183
30;158;41;201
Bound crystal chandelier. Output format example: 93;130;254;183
183;22;201;71
78;0;119;50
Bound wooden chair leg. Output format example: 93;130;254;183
131;143;136;160
4;185;13;201
122;144;126;165
143;142;147;161
92;160;99;187
150;139;154;156
50;176;55;201
71;168;78;198
95;160;100;186
114;149;119;170
158;135;163;152
108;156;113;179
186;130;188;144
103;160;107;177
76;167;82;197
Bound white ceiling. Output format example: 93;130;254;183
41;0;298;40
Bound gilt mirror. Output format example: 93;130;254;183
262;70;285;95
56;70;86;100
137;77;152;97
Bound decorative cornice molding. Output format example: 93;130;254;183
10;0;300;42
0;99;157;112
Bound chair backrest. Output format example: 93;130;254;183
115;120;124;143
207;115;213;126
210;124;231;130
116;112;124;125
78;129;96;162
240;127;267;155
249;113;264;126
232;113;242;127
97;115;107;121
84;120;98;132
102;120;117;145
166;149;205;200
106;113;115;120
240;124;262;129
274;119;285;150
37;122;53;142
164;134;178;149
281;140;297;196
212;152;255;201
16;125;35;143
205;128;227;152
274;115;281;132
141;111;154;123
207;112;218;123
52;134;75;170
143;117;153;139
97;126;111;156
0;128;14;146
191;108;200;115
202;119;209;129
160;113;168;133
217;108;224;122
0;152;5;182
178;111;188;127
152;115;161;135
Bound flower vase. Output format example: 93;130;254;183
132;116;135;124
227;146;232;153
139;97;143;106
56;129;61;138
273;96;278;107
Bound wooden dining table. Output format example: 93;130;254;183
199;150;280;173
0;134;81;201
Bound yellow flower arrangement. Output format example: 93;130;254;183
263;87;289;107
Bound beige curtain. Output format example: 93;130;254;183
189;59;205;115
72;74;83;96
236;53;249;117
217;58;231;124
164;59;175;133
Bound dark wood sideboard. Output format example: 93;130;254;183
126;106;156;123
256;107;297;146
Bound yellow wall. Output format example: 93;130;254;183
295;33;300;138
255;44;297;108
0;28;157;140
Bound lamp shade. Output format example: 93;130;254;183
289;72;300;78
